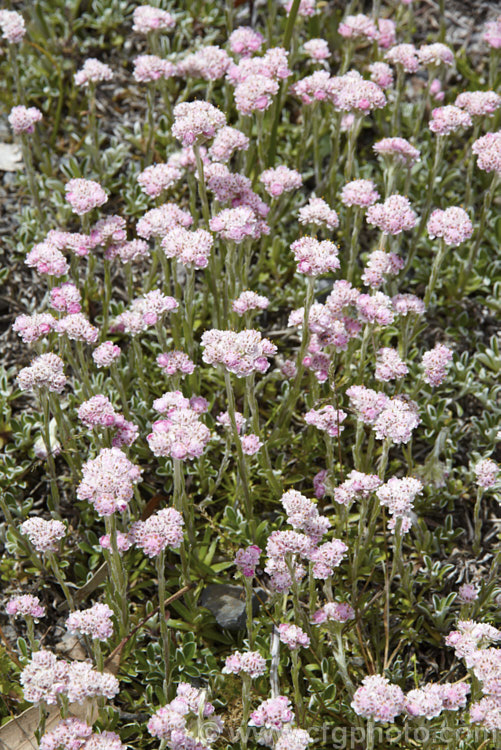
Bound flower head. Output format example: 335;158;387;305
172;101;226;146
77;448;142;516
6;595;45;619
429;105;472;135
0;10;26;42
130;507;184;556
366;195;417;235
74;59;113;87
132;5;175;33
352;674;405;722
201;329;276;377
17;353;67;393
66;603;114;641
427;207;473;245
65;179;108;215
8;106;42;135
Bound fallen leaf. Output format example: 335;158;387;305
0;143;22;171
0;700;98;750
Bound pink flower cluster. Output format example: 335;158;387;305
133;55;176;83
369;62;394;88
312;601;355;624
278;623;311;649
405;682;470;718
429;105;472;135
137;202;193;239
130;507;184;556
157;351;195;376
304;38;329;61
376;476;423;532
290;70;331;104
418;42;454;67
235;544;261;577
210;206;268;242
362;250;404;288
76;448;142;516
148;397;211;460
333;470;382;506
66;603;114;641
50;282;82;314
56;313;99;343
373;137;420;166
8;105;42;134
21;649;119;705
0;9;26;42
281;489;331;540
20;518;66;552
25;242;69;277
65;179;108;215
340;179;380;208
338;13;377;42
385;43;420;73
304;405;347;437
209;126;249;162
112;290;178;335
483;15;501;49
172;100;226;146
92;341;121;368
298;197;338;229
329;71;386;113
474;458;499;489
13;313;56;344
180;45;232;82
472;132;501;173
422;344;453;385
229;26;264;57
366;195;418;235
347;387;420;444
17;353;67;393
162;227;213;268
78;395;138;447
249;696;293;730
39;718;92;750
147;682;222;745
290;237;340;276
137;163;181;197
132;5;175;34
375;347;408;381
201;329;277;377
427;207;473;246
455;91;501;117
260;165;302;197
6;595;45;619
223;650;266;678
351;674;405;722
74;59;113;87
232;291;269;316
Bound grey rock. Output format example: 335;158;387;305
199;584;266;631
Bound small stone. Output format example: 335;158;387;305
199;584;265;631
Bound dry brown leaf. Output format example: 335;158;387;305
0;700;98;750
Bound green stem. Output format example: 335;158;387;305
224;370;254;534
193;144;211;227
156;551;170;696
47;552;75;611
473;487;483;557
267;0;302;166
423;238;446;308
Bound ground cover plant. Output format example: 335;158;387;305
0;0;501;747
